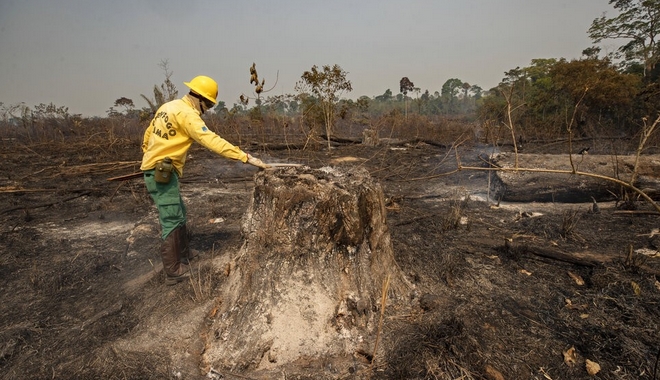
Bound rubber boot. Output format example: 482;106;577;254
160;229;190;286
179;224;199;264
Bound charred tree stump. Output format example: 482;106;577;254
202;166;410;374
362;129;379;146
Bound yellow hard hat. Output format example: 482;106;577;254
184;75;218;104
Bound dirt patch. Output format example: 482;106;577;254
1;139;659;379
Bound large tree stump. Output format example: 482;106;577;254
202;166;410;374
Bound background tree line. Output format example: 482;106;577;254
2;0;658;150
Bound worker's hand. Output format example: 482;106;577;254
246;154;271;169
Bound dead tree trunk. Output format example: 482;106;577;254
202;166;410;374
491;153;660;202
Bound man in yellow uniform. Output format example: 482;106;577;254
141;75;270;285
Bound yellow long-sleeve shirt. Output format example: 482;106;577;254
141;96;248;176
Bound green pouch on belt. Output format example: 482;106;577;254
154;157;174;184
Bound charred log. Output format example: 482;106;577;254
490;153;660;202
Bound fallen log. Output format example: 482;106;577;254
319;134;362;144
0;190;92;215
504;240;660;275
107;172;143;181
245;142;308;151
613;210;660;216
0;188;57;194
521;245;599;267
489;153;660;202
77;301;123;332
503;239;604;267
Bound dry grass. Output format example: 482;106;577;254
55;347;174;380
189;245;220;303
560;209;581;238
3;113;659;379
384;317;480;379
442;195;470;230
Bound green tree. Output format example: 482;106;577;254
375;89;393;102
356;96;371;112
479;57;642;138
114;97;134;113
114;97;134;109
470;85;483;100
295;64;352;149
107;97;137;118
588;0;660;79
522;59;558;122
441;78;464;98
399;77;414;95
549;58;641;133
213;100;227;114
399;77;414;119
441;78;464;114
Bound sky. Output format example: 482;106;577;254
0;0;617;117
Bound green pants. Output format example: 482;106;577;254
144;170;187;239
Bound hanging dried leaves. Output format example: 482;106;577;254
240;62;278;104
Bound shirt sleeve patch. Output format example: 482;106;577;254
201;126;209;132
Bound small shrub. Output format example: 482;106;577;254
560;209;581;238
442;195;470;230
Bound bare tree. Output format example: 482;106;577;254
141;60;179;115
